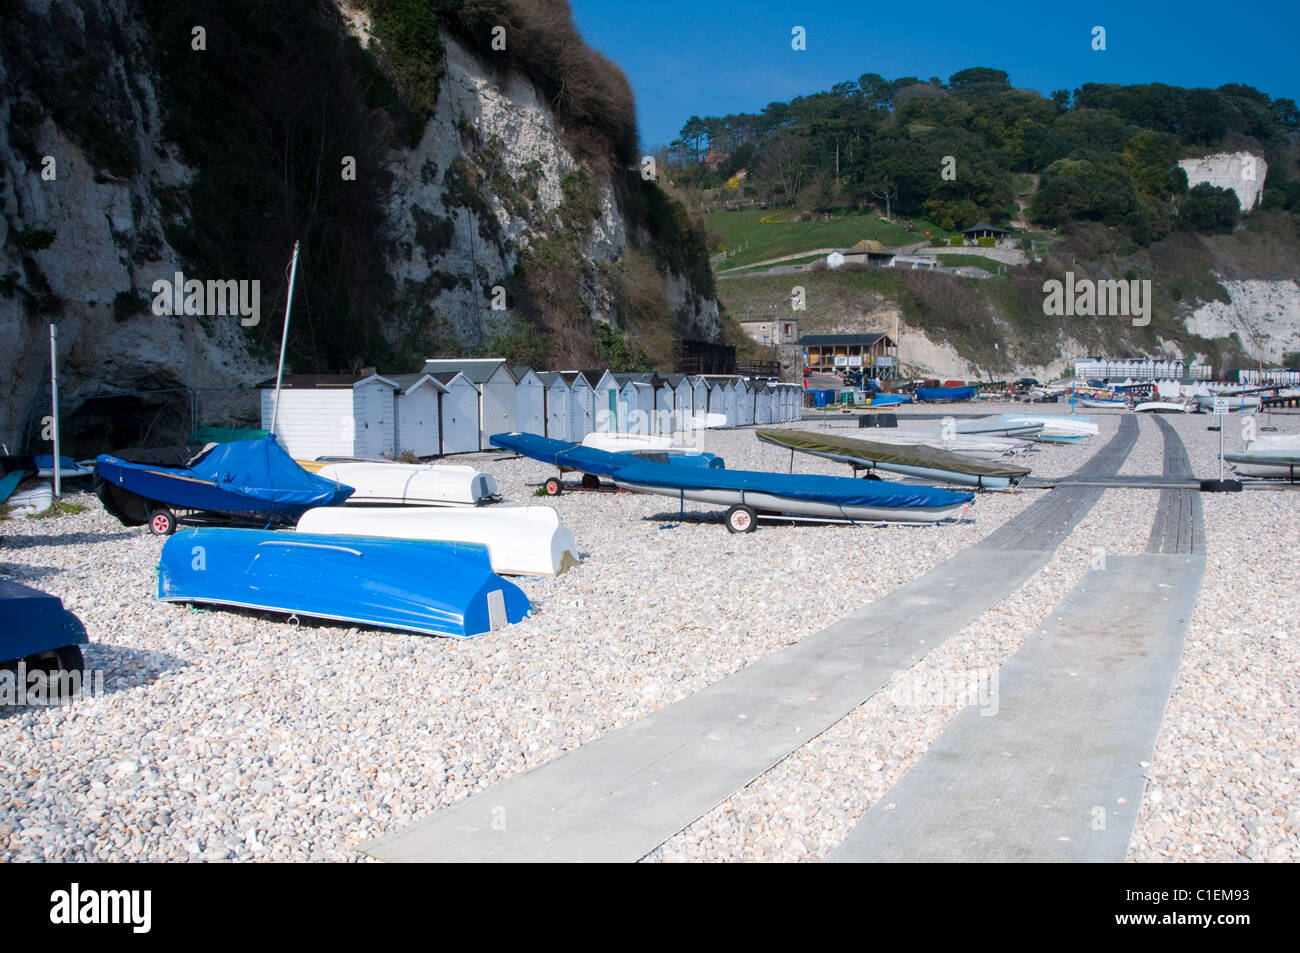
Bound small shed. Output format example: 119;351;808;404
390;372;448;458
735;378;755;426
539;372;570;442
691;376;711;420
509;365;546;436
755;384;772;425
655;375;676;434
259;372;399;461
562;371;596;440
424;358;516;450
585;369;620;432
616;374;655;434
426;371;479;454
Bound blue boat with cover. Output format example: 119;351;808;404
158;528;531;638
1;578;88;693
490;431;723;495
96;437;353;535
914;386;976;402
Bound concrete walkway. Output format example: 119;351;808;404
828;418;1204;862
360;420;1138;863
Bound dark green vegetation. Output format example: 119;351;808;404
1;0;712;375
669;70;1300;245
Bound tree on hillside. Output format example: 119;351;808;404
759;135;810;205
1177;183;1240;233
868;175;899;221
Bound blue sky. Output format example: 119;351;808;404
570;0;1300;150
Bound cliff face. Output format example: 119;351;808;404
0;0;721;452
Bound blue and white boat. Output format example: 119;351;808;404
158;528;531;638
96;437;353;534
491;431;723;494
1;578;88;683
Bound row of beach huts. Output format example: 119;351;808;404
259;358;804;461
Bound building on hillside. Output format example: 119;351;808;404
679;339;736;375
960;221;1013;245
827;239;894;269
889;254;940;270
739;316;799;347
798;333;899;380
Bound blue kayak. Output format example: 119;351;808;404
96;437;353;532
490;432;724;495
158;528;531;638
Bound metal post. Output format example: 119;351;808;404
270;241;301;434
49;323;61;498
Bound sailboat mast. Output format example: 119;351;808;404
270;241;301;434
50;323;61;498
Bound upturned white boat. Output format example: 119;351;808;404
998;413;1100;438
6;484;53;516
1135;401;1192;414
853;430;1032;460
1196;394;1262;412
315;462;500;506
581;432;678;453
295;505;579;576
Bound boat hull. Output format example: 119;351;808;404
158;528;530;638
0;578;88;664
295;505;580;576
315;462;499;506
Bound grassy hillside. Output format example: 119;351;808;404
717;212;1300;376
707;208;951;269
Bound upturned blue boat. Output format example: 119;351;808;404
158;528;531;638
96;437;353;534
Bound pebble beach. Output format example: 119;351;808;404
1;402;1296;862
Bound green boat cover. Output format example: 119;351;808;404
756;428;1031;480
190;426;272;445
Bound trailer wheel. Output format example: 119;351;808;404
580;473;601;490
724;505;757;534
544;477;563;496
148;507;177;535
22;644;86;699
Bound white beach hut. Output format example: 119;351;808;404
259;371;399;461
691;376;710;421
390;372;448;458
588;369;620;432
423;358;516;450
736;378;755;426
509;365;546;436
755;384;772;425
539;372;571;442
425;371;479;454
655;375;676;434
562;371;596;440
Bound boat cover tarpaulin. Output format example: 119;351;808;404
756;429;1030;481
915;386;975;402
610;460;974;509
491;432;632;476
491;432;723;474
97;437;353;521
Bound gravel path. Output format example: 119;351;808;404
1;403;1294;862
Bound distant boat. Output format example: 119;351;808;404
1076;396;1129;409
1135;401;1191;414
757;428;1030;489
868;393;912;407
314;462;500;506
157;528;531;638
845;430;1032;460
998;413;1099;439
914;386;975;402
1196;394;1262;413
295;505;580;576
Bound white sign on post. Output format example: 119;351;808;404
1213;397;1230;416
1214;397;1229;481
